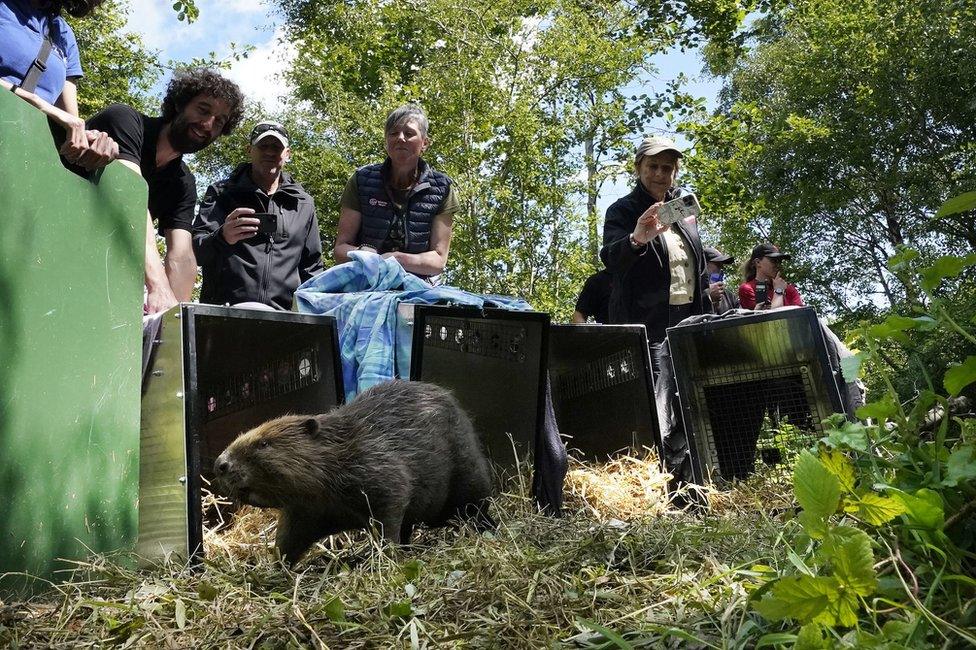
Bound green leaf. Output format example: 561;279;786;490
944;445;976;487
174;598;186;630
891;489;944;530
401;559;423;581
865;314;936;344
577;619;635;650
820;449;856;493
820;419;869;452
935;191;976;218
944;356;976;396
795;623;828;650
817;587;860;628
754;575;837;623
840;352;865;383
828;528;877;596
920;254;976;293
323;596;346;622
197;582;217;601
855;492;907;526
880;619;914;642
887;247;920;272
755;633;798;648
798;510;829;540
794;451;842;519
384;599;413;619
856;394;900;422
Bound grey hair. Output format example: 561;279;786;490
385;104;429;138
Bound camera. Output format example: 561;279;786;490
657;192;701;225
709;271;724;284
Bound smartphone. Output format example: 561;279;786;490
253;212;278;235
755;280;769;306
709;271;724;284
657;193;701;225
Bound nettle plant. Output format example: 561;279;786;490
749;197;976;647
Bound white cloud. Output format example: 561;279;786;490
125;0;273;56
224;28;296;112
124;0;169;51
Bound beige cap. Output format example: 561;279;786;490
635;135;683;160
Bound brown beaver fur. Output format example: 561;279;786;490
214;380;494;562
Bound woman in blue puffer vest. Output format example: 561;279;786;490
334;104;459;284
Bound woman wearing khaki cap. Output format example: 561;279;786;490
599;135;708;379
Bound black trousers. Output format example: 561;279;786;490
649;302;696;385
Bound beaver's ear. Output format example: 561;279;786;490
302;418;319;437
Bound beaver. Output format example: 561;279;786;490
213;380;495;562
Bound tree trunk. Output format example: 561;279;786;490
585;132;599;266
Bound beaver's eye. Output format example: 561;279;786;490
258;439;271;449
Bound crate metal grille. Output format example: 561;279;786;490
423;317;527;363
691;364;828;481
556;349;639;401
202;346;320;422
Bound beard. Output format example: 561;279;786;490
167;114;214;154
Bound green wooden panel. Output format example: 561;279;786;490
0;91;146;593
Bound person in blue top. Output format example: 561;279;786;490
0;0;116;168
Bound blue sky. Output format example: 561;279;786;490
125;0;721;214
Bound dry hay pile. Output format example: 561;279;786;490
563;450;672;521
1;452;796;648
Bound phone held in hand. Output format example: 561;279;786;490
657;192;701;226
755;280;769;306
253;212;278;235
709;271;724;284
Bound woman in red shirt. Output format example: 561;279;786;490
738;243;804;310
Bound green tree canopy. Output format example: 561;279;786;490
682;0;976;314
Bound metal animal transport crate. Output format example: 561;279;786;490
139;304;343;562
408;305;550;468
666;308;844;485
548;324;657;461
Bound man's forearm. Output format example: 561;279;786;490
165;251;197;302
144;213;171;293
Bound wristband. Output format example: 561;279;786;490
628;232;647;253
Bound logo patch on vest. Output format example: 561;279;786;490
368;198;389;207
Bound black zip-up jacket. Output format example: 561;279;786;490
193;163;324;310
600;181;708;344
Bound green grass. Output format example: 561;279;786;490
0;455;799;648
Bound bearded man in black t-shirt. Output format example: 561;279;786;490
86;68;244;313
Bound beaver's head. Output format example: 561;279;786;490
213;415;332;508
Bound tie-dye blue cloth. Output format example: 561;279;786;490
294;251;532;401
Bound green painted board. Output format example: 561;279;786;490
0;91;146;593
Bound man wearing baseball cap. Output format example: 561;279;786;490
738;243;804;310
704;246;739;313
192;120;324;310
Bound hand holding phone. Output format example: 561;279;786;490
221;207;261;245
657;192;701;225
755;280;769;308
